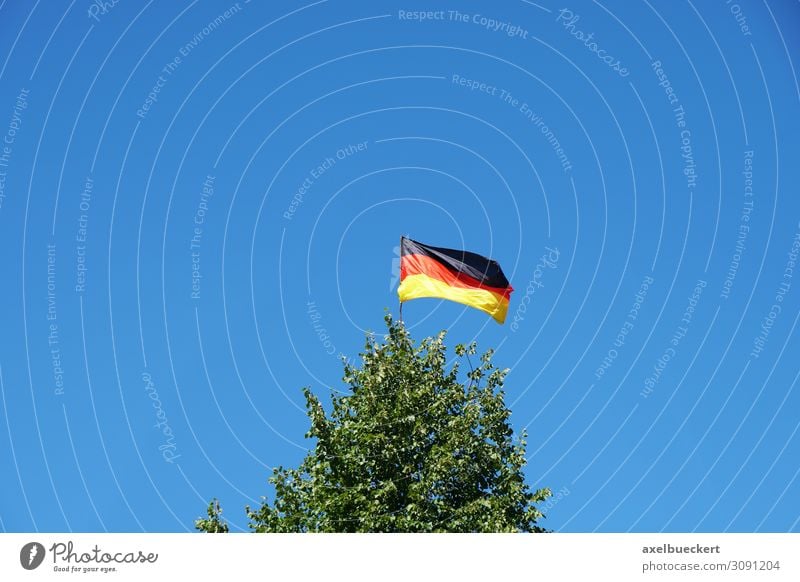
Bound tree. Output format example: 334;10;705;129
195;499;229;533
196;314;551;533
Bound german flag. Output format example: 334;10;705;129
397;237;513;324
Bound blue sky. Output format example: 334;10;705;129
1;0;799;532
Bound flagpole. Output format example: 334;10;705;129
398;235;404;324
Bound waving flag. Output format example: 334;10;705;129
397;237;513;324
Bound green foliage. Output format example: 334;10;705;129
195;498;229;533
198;314;551;532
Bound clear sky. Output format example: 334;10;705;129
0;0;799;533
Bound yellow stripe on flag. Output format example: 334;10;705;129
398;273;510;324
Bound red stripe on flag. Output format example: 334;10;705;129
400;254;513;300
